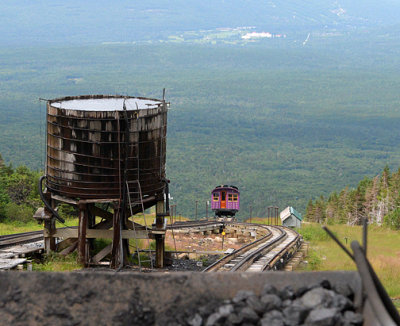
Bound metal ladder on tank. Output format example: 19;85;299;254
121;99;153;270
126;180;154;271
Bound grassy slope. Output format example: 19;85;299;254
298;223;400;298
244;218;400;298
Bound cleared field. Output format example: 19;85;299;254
297;223;400;299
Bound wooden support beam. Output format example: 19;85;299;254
47;228;151;239
43;192;56;253
155;200;166;268
57;238;77;251
111;207;122;269
92;243;112;264
90;205;113;221
93;219;114;230
78;203;88;266
59;241;78;256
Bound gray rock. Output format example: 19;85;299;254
226;313;243;325
206;312;224;326
260;310;284;326
188;314;203;326
333;283;354;300
300;287;334;309
260;294;282;311
283;304;310;325
305;308;339;326
332;293;353;311
262;284;278;296
279;285;295;300
343;310;363;325
246;295;266;315
232;290;255;304
217;304;234;318
282;299;293;308
295;285;312;298
238;306;259;323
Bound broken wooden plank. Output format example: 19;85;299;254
0;258;27;270
92;243;112;264
59;241;78;256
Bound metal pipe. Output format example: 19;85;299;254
38;176;65;224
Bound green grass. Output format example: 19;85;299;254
297;223;400;299
33;252;82;272
244;217;281;225
0;218;80;236
0;219;43;235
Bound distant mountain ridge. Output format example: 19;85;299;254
1;0;400;46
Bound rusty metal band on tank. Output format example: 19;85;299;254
45;95;168;202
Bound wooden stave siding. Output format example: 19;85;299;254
46;95;167;200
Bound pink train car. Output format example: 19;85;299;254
211;185;240;217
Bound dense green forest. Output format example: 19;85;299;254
0;154;41;222
306;165;400;229
1;31;400;219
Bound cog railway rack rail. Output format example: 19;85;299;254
204;224;301;272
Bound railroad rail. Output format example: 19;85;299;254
167;220;223;229
0;228;76;270
0;231;45;270
204;224;301;272
0;221;221;270
0;230;44;249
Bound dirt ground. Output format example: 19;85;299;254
165;231;253;253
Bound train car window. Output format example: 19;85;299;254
221;192;226;201
228;194;233;202
213;193;219;201
233;194;238;202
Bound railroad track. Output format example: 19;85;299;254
203;224;301;272
0;230;44;249
0;231;45;270
167;220;223;229
0;227;77;270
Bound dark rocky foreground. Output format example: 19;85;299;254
0;271;361;326
187;281;362;326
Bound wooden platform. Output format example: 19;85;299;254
0;240;43;270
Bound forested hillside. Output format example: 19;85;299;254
306;165;400;229
2;1;400;219
2;36;400;218
0;154;41;222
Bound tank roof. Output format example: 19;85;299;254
51;97;163;112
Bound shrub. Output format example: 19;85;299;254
297;225;331;242
4;202;34;223
384;208;400;230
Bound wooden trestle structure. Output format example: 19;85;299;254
35;193;167;268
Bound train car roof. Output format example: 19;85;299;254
212;185;239;192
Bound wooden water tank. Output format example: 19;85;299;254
46;95;168;200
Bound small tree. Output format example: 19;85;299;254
384;208;400;230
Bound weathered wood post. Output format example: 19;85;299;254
155;200;165;268
43;192;56;253
78;202;88;266
111;204;122;269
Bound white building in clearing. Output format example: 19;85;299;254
280;206;302;228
